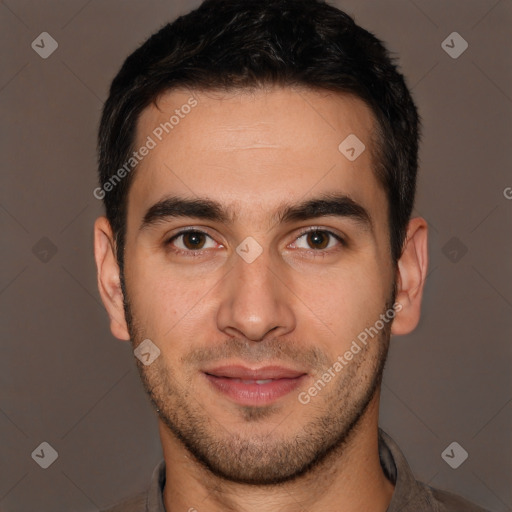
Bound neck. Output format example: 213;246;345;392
160;394;394;512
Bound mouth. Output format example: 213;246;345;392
203;365;308;406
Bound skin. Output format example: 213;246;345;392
94;87;428;512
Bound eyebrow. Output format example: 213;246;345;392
140;193;373;232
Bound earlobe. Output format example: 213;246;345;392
391;217;428;336
93;217;131;341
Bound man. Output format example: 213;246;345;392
94;0;489;510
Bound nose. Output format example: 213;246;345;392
216;246;296;342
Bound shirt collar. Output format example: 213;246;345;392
377;428;427;510
146;457;166;511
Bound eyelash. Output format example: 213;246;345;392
164;227;346;258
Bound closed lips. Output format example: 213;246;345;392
203;365;306;380
226;378;274;384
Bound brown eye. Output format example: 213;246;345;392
290;229;344;253
168;230;218;253
182;231;207;250
306;230;330;250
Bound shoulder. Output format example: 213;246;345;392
100;492;146;512
421;481;491;512
378;428;491;512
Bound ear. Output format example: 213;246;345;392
93;216;131;341
391;217;428;335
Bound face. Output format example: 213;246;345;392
117;87;398;484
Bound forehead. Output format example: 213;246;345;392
129;87;385;225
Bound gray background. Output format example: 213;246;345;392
1;0;511;510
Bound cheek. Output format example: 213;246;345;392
292;263;390;342
125;253;216;340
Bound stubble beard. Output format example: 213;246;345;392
122;280;394;485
